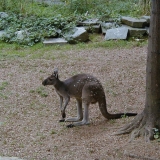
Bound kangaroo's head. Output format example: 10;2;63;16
42;69;59;86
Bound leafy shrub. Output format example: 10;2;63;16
0;0;148;46
0;13;77;46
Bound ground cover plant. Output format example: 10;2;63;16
0;0;149;46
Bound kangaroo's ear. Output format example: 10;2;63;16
53;68;58;79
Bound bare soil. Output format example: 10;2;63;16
0;45;160;160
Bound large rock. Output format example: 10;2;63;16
0;157;24;160
105;27;128;40
64;27;89;44
121;25;147;37
43;38;67;45
121;16;147;28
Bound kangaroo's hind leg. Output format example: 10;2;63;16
72;100;90;126
65;99;83;122
67;84;93;127
67;100;90;128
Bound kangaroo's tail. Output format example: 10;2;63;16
98;98;137;119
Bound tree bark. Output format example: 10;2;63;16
115;0;160;140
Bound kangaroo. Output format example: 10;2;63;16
42;69;137;128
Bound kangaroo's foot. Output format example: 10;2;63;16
66;124;74;128
65;117;83;122
66;120;89;128
74;120;90;126
59;119;65;122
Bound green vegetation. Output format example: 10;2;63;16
0;31;147;61
0;81;9;90
30;86;48;97
153;128;160;141
0;0;149;17
0;0;150;46
0;81;9;99
0;37;147;61
0;13;76;46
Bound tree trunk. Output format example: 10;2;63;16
115;0;160;141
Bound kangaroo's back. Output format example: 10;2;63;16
64;73;103;99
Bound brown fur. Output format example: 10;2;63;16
42;69;137;127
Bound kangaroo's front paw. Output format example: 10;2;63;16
59;119;65;122
66;124;74;128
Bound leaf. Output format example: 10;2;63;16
153;128;159;132
154;134;159;139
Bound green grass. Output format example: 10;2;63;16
0;81;9;90
0;1;72;17
0;0;146;18
0;37;148;61
29;86;48;97
0;0;149;46
0;81;9;99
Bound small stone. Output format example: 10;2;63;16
78;19;99;26
15;30;28;40
0;12;8;18
0;30;7;38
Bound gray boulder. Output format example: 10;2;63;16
64;27;89;44
43;38;67;45
121;25;147;37
105;27;128;40
0;12;8;18
121;16;147;28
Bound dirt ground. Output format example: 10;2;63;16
0;45;160;160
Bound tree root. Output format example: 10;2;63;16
114;113;144;135
114;112;159;141
124;151;159;160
